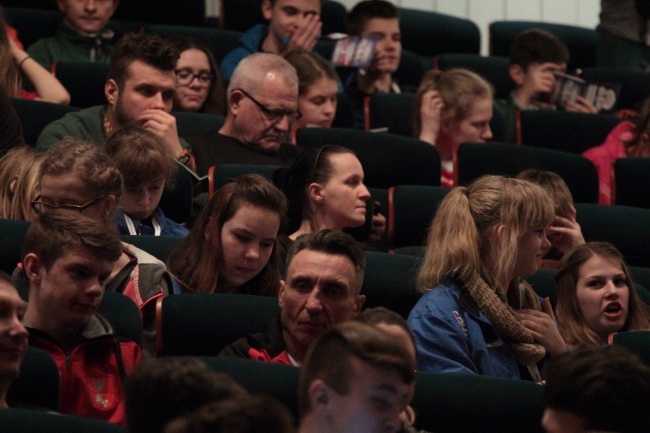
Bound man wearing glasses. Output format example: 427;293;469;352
186;52;302;176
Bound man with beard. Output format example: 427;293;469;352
36;33;193;170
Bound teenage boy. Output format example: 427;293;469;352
28;0;120;69
344;0;402;129
220;0;323;80
22;211;142;425
495;28;596;142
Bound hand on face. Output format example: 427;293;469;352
546;205;586;256
138;109;184;158
280;13;322;55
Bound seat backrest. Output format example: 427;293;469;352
4;7;61;50
157;293;281;356
0;408;126;432
412;372;545;433
435;54;513;99
8;347;59;411
368;93;416;137
113;0;204;26
518;110;622;154
158;164;194;225
173;111;225;137
457;142;599;203
0;218;30;274
97;291;143;346
147;25;244;64
361;251;423;319
523;268;558;306
10;99;79;146
580;67;650;111
296;127;441;188
575;203;650;268
489;21;598;71
54;61;109;109
209;164;282;194
121;235;182;262
611;331;650;365
613;158;650;209
388;185;450;249
630;266;650;305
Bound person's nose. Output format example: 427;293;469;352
359;183;371;201
86;278;105;298
8;314;28;340
482;124;493;141
245;245;260;261
274;114;291;132
305;289;324;314
85;0;98;12
149;92;166;110
323;100;336;117
541;231;551;252
603;280;620;297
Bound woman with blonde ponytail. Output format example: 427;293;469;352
407;175;566;381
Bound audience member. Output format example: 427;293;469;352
105;126;188;238
167;35;226;116
1;8;70;104
27;0;120;69
542;345;650;433
125;357;248;433
22;211;142;424
220;229;366;365
345;0;402;129
414;69;494;187
516;169;585;265
0;271;28;409
219;0;322;80
32;139;171;355
164;395;295;433
186;53;302;176
583;96;650;204
36;33;194;171
166;174;286;296
494;28;596;143
0;89;25;154
408;175;565;381
298;321;416;433
0;146;44;221
554;242;650;348
284;49;338;144
597;0;650;71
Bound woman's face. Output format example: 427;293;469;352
316;153;370;230
444;97;493;150
295;77;338;129
174;48;212;112
575;254;630;342
513;227;551;278
218;203;281;291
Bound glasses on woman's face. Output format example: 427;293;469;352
234;88;302;124
175;69;214;86
30;195;107;216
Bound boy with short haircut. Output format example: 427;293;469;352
495;28;596;142
344;0;402;129
27;0;120;69
22;210;142;425
220;0;323;80
105;126;188;238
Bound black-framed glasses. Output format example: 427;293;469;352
175;69;214;86
31;195;108;216
234;88;302;123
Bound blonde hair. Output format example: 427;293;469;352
0;8;22;98
413;68;493;138
555;242;650;348
0;147;44;221
417;175;554;294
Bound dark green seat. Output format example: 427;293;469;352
209;164;282;193
147;25;243;64
10;99;79;146
411;372;544;433
0;218;30;274
575;203;650;268
0;408;126;432
296;127;441;188
8;347;59;411
435;54;513;99
523;268;558;306
54;61;109;109
580;67;650;111
610;331;650;365
331;92;355;129
489;21;598;71
630;266;650;305
113;0;204;26
388;185;450;249
517;110;622;154
121;235;182;262
4;7;61;49
457;142;599;203
158;164;194;225
361;251;422;320
613;158;650;209
157;293;280;356
173;111;225;137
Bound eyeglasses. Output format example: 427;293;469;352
31;195;108;216
176;69;214;86
234;88;302;123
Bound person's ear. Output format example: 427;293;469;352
56;0;67;13
110;0;120;17
308;182;324;204
261;0;274;21
509;64;525;86
229;90;245;115
309;380;333;415
354;294;366;315
101;195;117;221
105;79;119;108
23;253;43;286
278;279;286;308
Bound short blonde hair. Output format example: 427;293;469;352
0;147;44;221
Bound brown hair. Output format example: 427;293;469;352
555;242;650;348
346;0;400;36
105;126;177;189
283;49;337;96
21;210;122;271
0;7;21;97
509;28;570;71
413;69;493;139
299;321;416;416
0;146;44;221
167;174;287;296
516;169;573;218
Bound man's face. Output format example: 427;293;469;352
229;73;299;153
279;249;365;359
57;0;118;34
361;18;402;74
27;246;114;331
262;0;321;43
328;357;414;433
119;177;166;221
519;62;567;97
107;60;176;129
0;281;28;382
